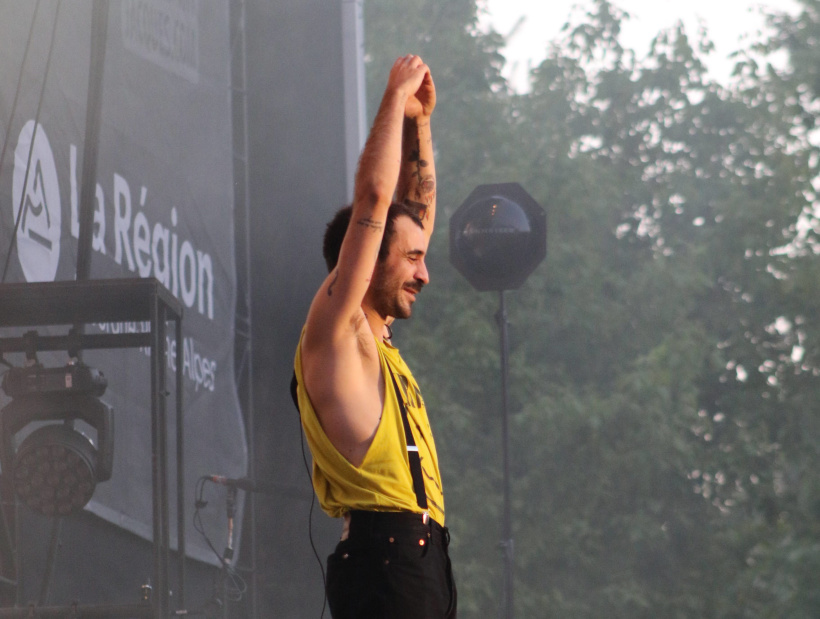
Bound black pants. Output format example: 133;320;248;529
326;511;457;618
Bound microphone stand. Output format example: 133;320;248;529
222;486;237;619
224;486;236;565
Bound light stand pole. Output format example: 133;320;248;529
496;290;514;619
450;183;546;619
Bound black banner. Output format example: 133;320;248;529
0;0;246;564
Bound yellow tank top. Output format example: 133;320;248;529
293;332;445;525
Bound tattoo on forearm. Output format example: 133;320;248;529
327;270;339;296
357;217;383;231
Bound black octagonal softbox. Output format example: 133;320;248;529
450;183;546;291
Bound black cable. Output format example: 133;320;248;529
192;476;248;603
299;418;328;619
193;489;246;603
0;0;43;190
1;0;62;284
38;517;62;606
194;477;247;600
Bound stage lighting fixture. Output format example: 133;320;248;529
450;183;546;291
1;363;114;517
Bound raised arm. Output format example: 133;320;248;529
396;68;436;240
304;56;429;346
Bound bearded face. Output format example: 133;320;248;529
370;260;424;319
365;215;429;321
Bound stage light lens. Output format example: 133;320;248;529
13;425;98;517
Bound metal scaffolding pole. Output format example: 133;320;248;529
229;2;257;617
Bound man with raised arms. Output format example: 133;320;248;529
293;55;456;617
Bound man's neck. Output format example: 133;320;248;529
364;307;389;342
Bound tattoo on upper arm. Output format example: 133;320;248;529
419;175;435;196
357;217;384;231
406;136;434;201
410;170;435;204
403;199;429;222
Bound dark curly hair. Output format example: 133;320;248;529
323;202;424;272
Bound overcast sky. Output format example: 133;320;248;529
479;0;802;91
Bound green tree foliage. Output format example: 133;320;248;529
363;0;820;616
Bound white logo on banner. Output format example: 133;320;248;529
121;0;200;84
12;120;62;282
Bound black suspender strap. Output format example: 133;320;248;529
386;364;428;511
